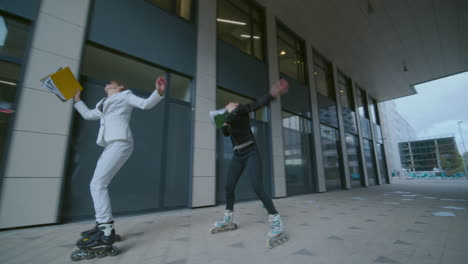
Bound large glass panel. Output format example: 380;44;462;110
337;72;353;109
282;112;314;195
318;93;339;128
217;0;265;60
342;107;358;134
216;88;264;120
346;133;362;187
169;73;192;103
369;98;379;124
0;15;30;58
355;87;368;118
320;124;342;190
360;116;372;140
0;61;20;164
313;52;334;100
81;45;165;93
277;24;306;83
363;139;377;185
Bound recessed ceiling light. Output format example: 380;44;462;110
216;18;247;26
280;51;286;55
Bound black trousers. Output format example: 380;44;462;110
225;144;278;215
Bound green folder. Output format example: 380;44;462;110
209;109;229;128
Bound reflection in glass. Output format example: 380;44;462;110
81;45;165;93
217;0;264;60
0;15;30;58
346;133;362;187
277;25;305;83
318;93;338;128
282;112;314;195
0;61;20;165
363;139;377;185
320;125;342;190
169;73;191;103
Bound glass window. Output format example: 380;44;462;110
217;0;265;60
277;24;306;83
169;73;191;103
320;124;342;190
313;51;334;100
0;14;30;171
282;111;314;195
0;61;20;164
363;139;377;185
147;0;192;20
346;133;362;187
369;98;379;124
81;45;166;93
216;88;267;121
355;86;368;118
0;15;30;58
337;71;353;109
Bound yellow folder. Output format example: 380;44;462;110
41;67;83;101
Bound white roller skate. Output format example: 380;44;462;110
209;210;238;234
267;214;289;248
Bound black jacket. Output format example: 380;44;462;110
222;93;274;146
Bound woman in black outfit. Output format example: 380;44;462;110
210;79;289;242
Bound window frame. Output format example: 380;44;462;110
312;49;335;100
216;0;267;61
145;0;194;22
276;21;307;84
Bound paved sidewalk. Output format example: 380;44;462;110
1;179;468;264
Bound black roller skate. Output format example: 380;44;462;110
71;222;120;261
79;221;122;242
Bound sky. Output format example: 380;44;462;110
394;71;468;155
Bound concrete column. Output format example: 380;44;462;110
304;47;326;192
409;142;415;171
365;92;382;185
351;83;369;187
191;0;217;207
265;9;286;197
331;66;351;189
0;0;91;229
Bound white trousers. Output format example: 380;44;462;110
90;140;133;223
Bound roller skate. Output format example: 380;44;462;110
71;222;120;261
209;210;238;234
267;214;288;249
79;221;122;242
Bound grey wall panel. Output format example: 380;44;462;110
217;40;269;98
163;102;191;208
280;73;311;117
0;0;41;20
87;0;195;76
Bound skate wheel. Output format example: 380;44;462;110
108;246;120;256
96;249;107;258
70;250;83;262
84;252;96;260
209;227;217;234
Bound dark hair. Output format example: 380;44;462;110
110;80;127;91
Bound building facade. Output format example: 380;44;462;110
379;101;417;174
398;137;460;173
1;0;465;229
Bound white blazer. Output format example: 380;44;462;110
74;90;163;147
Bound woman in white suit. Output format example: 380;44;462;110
73;76;166;248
